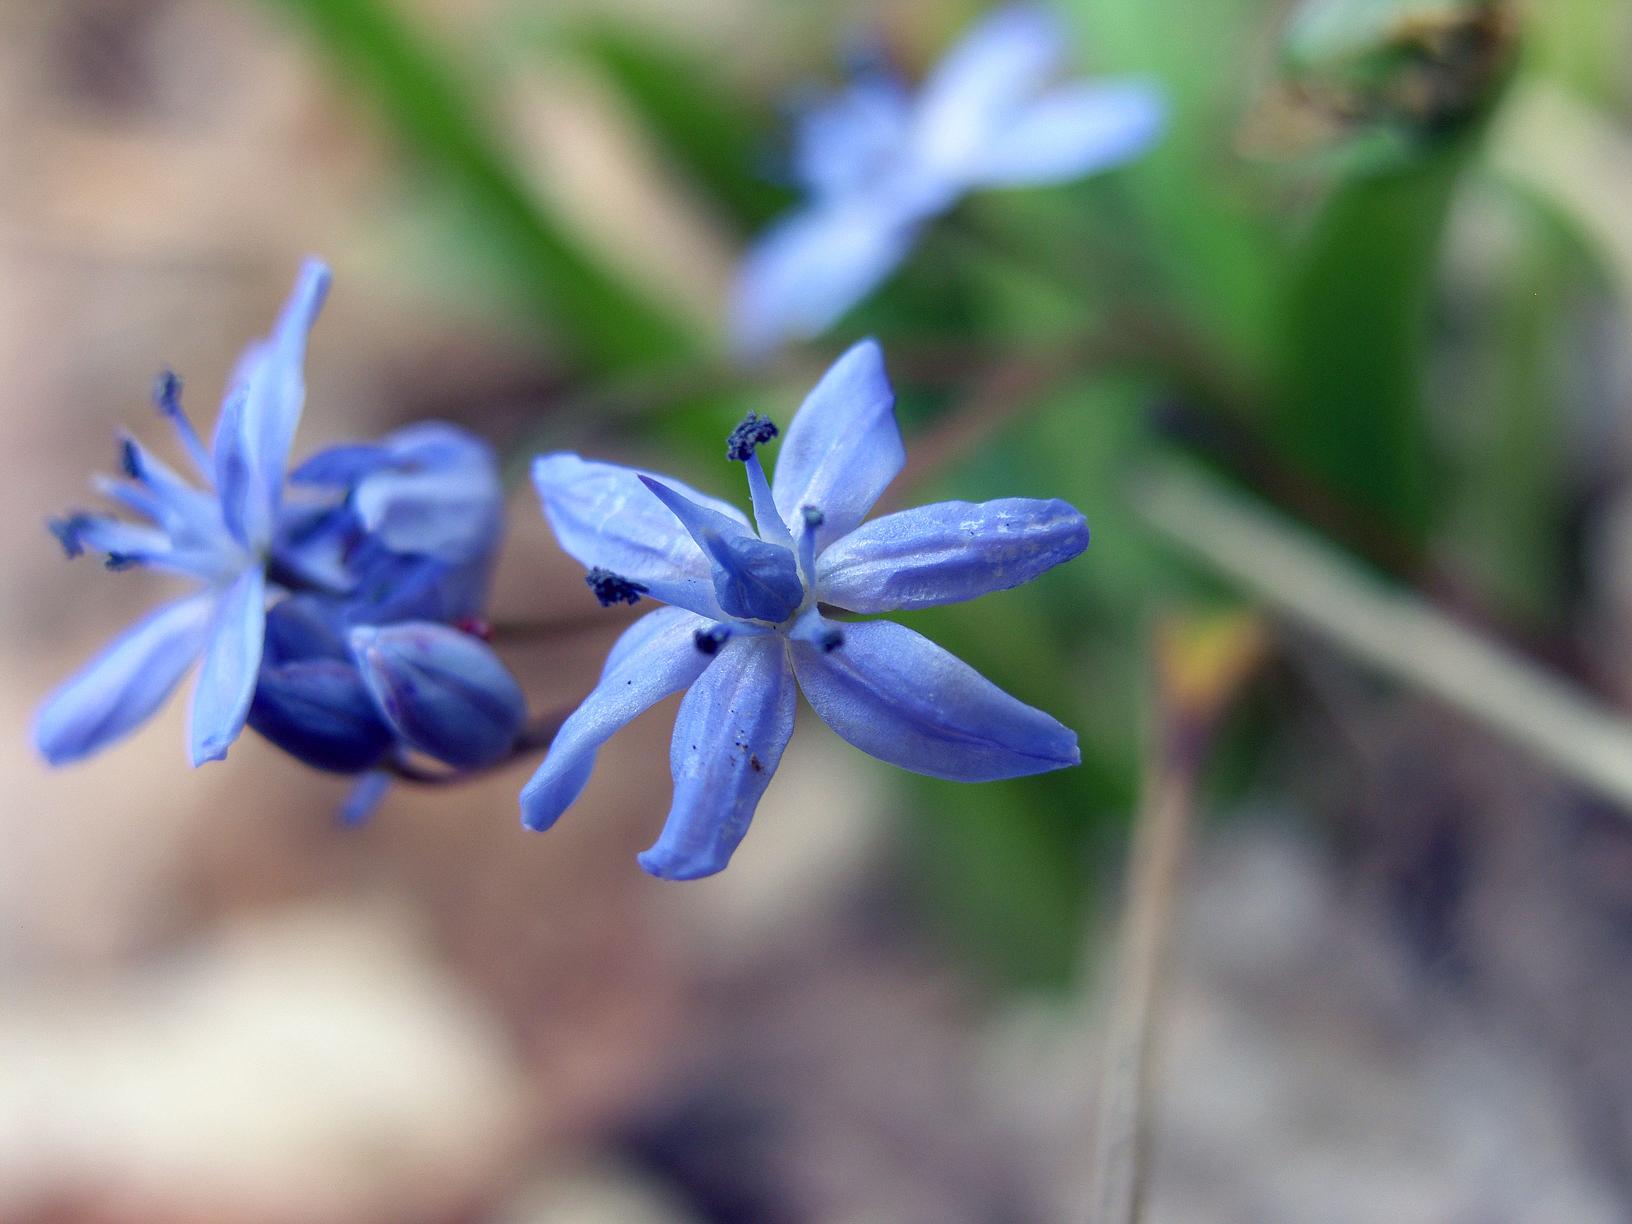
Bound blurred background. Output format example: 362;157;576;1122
5;0;1632;1220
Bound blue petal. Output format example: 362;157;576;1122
248;658;394;774
342;552;494;626
638;634;796;881
213;385;257;549
965;80;1165;186
34;593;213;765
268;503;356;595
790;618;1079;780
638;476;805;623
520;607;713;832
262;595;350;665
215;260;331;550
189;566;268;765
351;623;526;770
352;467;502;565
346;424;502;564
794;75;913;198
731;202;918;359
288;443;392;486
911;4;1064;182
532;453;746;618
770;339;904;549
815;498;1089;612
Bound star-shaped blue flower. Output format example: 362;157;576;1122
35;260;331;767
731;4;1165;356
525;339;1088;880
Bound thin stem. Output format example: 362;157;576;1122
1086;614;1258;1224
488;606;639;644
1135;458;1632;814
1088;708;1195;1224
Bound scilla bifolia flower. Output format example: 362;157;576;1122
731;4;1165;356
36;262;525;817
35;260;331;767
526;339;1087;880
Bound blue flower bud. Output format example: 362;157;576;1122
350;623;526;769
248;658;395;774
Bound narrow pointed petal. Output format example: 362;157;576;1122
213;385;258;550
352;623;526;770
730;202;917;359
532;453;746;618
816;498;1089;612
639;635;795;881
639;476;804;623
912;4;1063;181
189;567;268;764
215;260;331;549
770;339;904;549
791;618;1078;781
521;608;713;832
248;659;394;774
967;81;1164;187
34;594;213;765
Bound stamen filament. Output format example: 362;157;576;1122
798;505;823;585
152;370;214;483
744;452;791;548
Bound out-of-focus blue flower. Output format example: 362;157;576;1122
731;4;1165;356
35;260;331;767
526;338;1087;880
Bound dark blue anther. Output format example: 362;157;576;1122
586;567;647;607
152;368;183;417
726;412;779;462
801;506;824;528
693;625;732;656
119;438;143;480
104;553;138;572
48;515;88;558
818;628;845;653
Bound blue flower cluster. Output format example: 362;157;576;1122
35;261;524;824
38;5;1160;877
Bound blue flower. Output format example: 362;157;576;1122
525;339;1088;880
731;4;1165;356
35;260;331;767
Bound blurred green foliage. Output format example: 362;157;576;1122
261;0;1631;987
